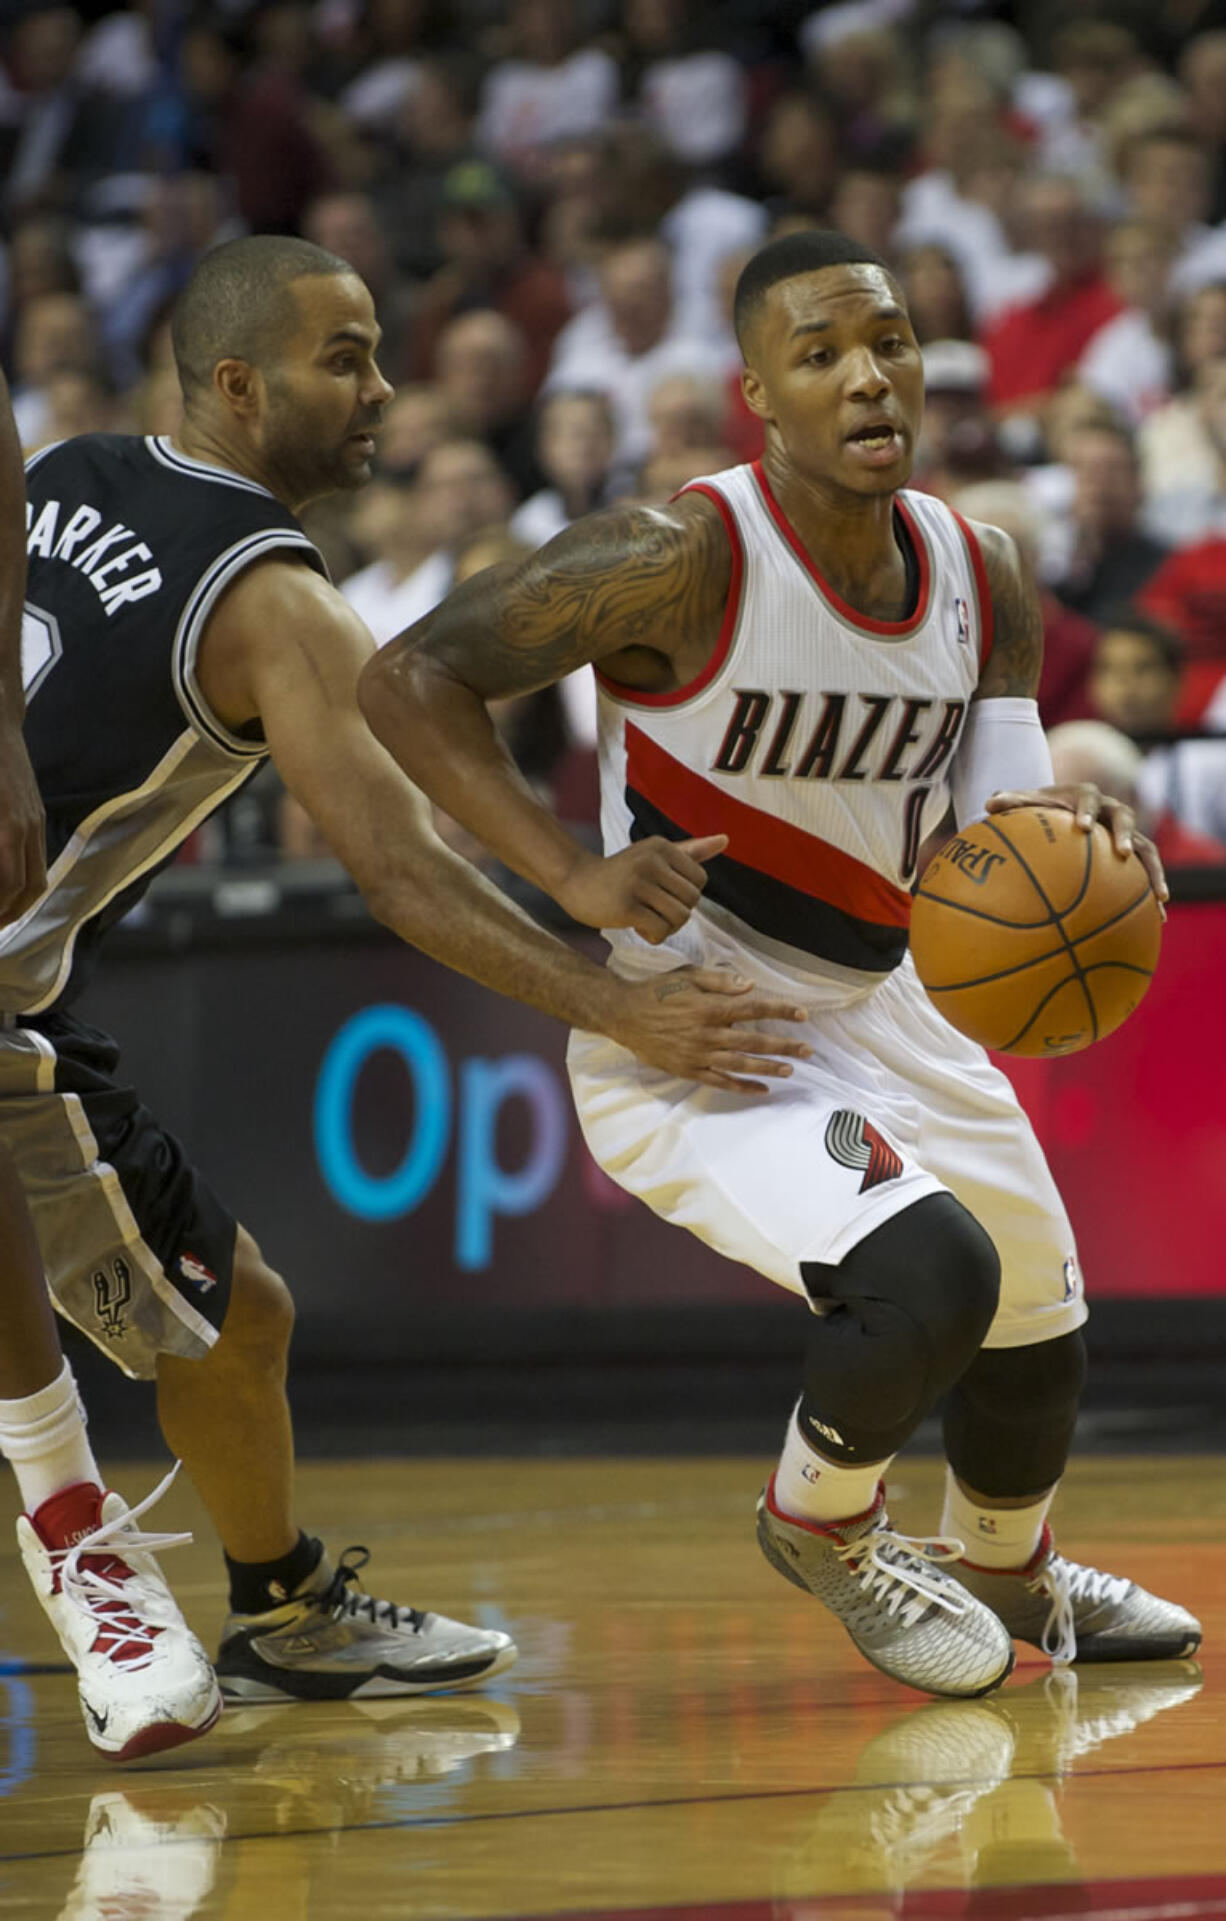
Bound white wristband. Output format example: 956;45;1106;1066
951;698;1053;829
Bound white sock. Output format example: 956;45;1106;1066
0;1361;102;1513
772;1401;891;1525
941;1467;1055;1569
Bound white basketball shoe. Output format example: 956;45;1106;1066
17;1469;222;1761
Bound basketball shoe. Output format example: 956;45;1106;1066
950;1527;1203;1664
215;1544;517;1701
17;1470;222;1762
755;1478;1015;1697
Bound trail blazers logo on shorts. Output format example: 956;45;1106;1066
91;1258;132;1341
824;1110;904;1193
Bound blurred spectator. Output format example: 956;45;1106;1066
828;162;903;264
619;0;748;170
98;171;237;389
1145;356;1226;548
1138;282;1226;498
980;174;1123;424
1178;31;1226;223
303;190;416;378
432;307;539;495
1013;19;1147;181
341;437;513;644
800;19;915;165
1085;612;1226;846
912;340;1007;501
953;479;1097;728
0;7;129;220
365;52;484;280
511;391;618;548
1077;218;1181;428
545;237;729;467
217;9;337;232
647;371;727;462
1047;719;1226;867
755;92;841;225
896;241;975;345
9;289;99;447
477;0;618;183
403;159;571;393
376;384;454;471
587;127;766;338
1139;532;1226;721
636;441;733;504
1120;127;1226;295
26;366;116;449
1048;422;1169;625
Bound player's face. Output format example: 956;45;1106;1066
260;274;394;500
742;266;924;496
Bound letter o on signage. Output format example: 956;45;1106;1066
313;1005;451;1220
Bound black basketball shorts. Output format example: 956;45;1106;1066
0;1009;235;1380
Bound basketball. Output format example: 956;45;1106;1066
910;805;1162;1056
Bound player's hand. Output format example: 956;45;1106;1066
987;784;1168;913
600;965;813;1094
557;836;729;944
0;721;46;925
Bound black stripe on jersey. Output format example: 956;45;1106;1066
627;788;908;974
171;531;325;759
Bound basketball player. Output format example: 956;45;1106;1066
0;236;812;1759
361;231;1201;1697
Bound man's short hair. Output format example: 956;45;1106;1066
733;230;893;354
1099;607;1183;674
171;235;355;401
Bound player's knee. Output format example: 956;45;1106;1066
944;1330;1087;1498
222;1239;295;1365
957;1328;1087;1420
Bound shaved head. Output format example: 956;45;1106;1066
734;230;893;355
172;235;355;402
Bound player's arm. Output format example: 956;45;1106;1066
358;495;732;944
0;372;46;923
960;521;1166;905
197;559;811;1093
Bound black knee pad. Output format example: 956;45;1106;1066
798;1192;1001;1464
943;1328;1087;1499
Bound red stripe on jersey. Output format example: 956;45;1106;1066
594;485;743;709
950;507;994;673
752;462;932;638
625;723;912;927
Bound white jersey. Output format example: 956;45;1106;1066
595;460;992;995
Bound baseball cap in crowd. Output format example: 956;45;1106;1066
922;339;990;395
441;160;515;214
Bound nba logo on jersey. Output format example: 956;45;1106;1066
954;596;972;648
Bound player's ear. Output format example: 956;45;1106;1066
741;364;771;422
214;357;261;417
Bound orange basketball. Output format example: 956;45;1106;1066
910;806;1162;1056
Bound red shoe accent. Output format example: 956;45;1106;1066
114;1693;223;1762
959;1522;1053;1578
763;1473;885;1537
28;1481;163;1664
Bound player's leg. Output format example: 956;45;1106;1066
157;1225;518;1701
0;1132;220;1761
891;961;1201;1662
569;1023;1014;1698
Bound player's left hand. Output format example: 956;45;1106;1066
0;720;46;924
987;784;1168;914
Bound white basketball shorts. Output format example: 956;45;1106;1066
568;953;1087;1349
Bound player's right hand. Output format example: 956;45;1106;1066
557;835;728;943
602;965;813;1094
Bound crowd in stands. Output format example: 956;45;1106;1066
3;0;1226;874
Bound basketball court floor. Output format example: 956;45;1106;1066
1;1452;1224;1920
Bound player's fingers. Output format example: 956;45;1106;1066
630;904;676;945
673;966;754;996
1133;832;1169;913
985;790;1039;813
726;995;810;1028
676;834;729;866
1073;782;1101;831
649;860;703;910
1100;799;1135;856
710;1050;795;1080
692;1067;769;1095
717;1025;813;1059
637;881;692;932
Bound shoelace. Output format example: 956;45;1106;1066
57;1464;192;1668
836;1526;970;1630
1031;1554;1133;1667
326;1548;426;1633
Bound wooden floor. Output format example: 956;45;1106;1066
1;1453;1224;1920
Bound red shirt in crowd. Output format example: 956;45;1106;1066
1139;537;1226;721
981;275;1123;410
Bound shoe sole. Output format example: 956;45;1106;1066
1048;1630;1203;1664
93;1686;224;1763
217;1641;519;1704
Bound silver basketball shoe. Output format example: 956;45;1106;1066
950;1525;1202;1664
215;1544;517;1701
756;1478;1015;1698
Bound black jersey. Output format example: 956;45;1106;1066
0;434;326;1015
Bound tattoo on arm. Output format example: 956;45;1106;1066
972;522;1044;700
402;495;731;700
